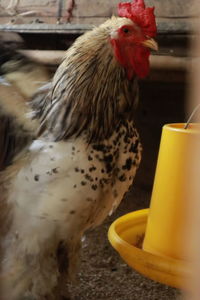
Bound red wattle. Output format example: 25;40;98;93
111;38;150;79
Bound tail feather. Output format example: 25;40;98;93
0;32;51;170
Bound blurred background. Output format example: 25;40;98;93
0;1;199;299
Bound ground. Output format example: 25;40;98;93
69;185;181;300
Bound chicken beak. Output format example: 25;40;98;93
142;38;158;51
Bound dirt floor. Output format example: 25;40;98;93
68;184;181;300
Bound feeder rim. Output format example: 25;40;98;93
164;123;200;134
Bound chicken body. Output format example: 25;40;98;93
0;15;156;299
2;122;141;299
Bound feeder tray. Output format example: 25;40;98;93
108;209;191;289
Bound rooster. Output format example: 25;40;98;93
0;0;158;299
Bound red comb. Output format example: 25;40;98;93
118;0;157;38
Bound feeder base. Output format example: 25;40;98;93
108;209;191;289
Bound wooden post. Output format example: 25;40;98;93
184;1;200;298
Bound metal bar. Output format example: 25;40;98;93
0;23;92;34
57;0;63;24
0;20;194;34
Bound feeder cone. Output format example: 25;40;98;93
143;123;200;260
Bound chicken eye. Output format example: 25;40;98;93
123;27;129;34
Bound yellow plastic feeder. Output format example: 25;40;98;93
108;123;200;289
